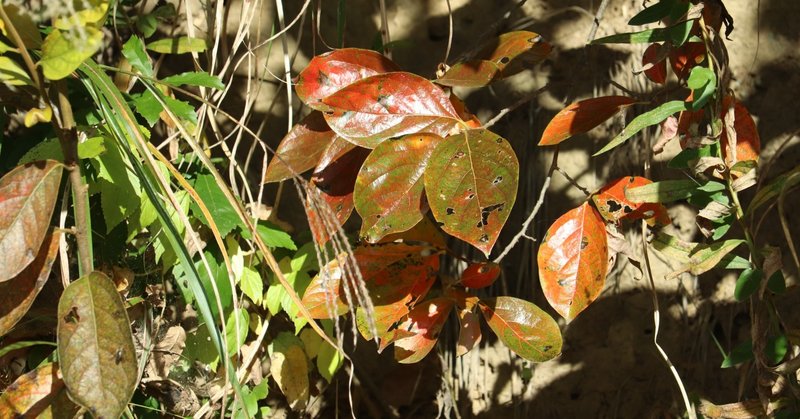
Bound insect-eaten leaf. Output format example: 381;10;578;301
295;48;400;109
0;231;60;337
354;133;441;243
0;160;63;282
0;363;79;418
437;31;551;87
539;96;636;146
394;298;454;363
460;262;501;289
264;112;338;183
591;176;670;226
57;271;138;419
479;296;562;362
320;72;460;148
537;202;608;321
425;129;518;257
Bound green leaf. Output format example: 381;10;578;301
146;36;208;54
268;332;309;410
135;14;158;38
0;56;33;86
19;136;106;165
734;268;762;301
767;271;786;294
766;335;789;365
57;271;137;418
225;308;249;357
628;0;676;25
253;222;296;251
130;91;163;126
595;100;688;155
687;67;716;110
92;137;143;231
668;143;714;169
688;240;745;276
721;339;752;368
238;266;263;305
746;166;800;217
625;179;714;203
121;36;154;77
162;71;224;89
592;20;694;46
196;251;233;320
479;297;562;362
317;340;343;382
40;28;104;80
190;173;241;237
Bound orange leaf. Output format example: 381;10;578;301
539;96;637;146
669;42;706;80
0;363;78;418
460;262;500;289
720;96;760;166
393;298;453;364
537;202;608;321
263;112;338;183
591;176;670;226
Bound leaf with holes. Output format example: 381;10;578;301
355;251;439;348
539;96;637;146
263;112;338;183
0;160;62;282
295;48;400;109
460;262;501;289
0;363;79;418
437;31;551;87
425;129;517;256
394;298;454;364
538;202;608;321
320;72;461;148
0;231;60;337
720;96;760;166
591;176;670;226
355;133;440;242
57;271;137;419
479;296;562;362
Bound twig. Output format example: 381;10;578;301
443;0;454;64
555;165;591;196
493;148;559;263
378;0;391;58
640;221;697;418
586;0;610;43
482;84;549;129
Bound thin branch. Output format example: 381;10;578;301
443;0;454;64
586;0;610;43
778;173;800;272
482;84;549;129
378;0;391;58
555;165;591;196
493;148;559;263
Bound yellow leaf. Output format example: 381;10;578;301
146;36;207;54
39;28;104;80
53;0;109;30
0;56;33;86
268;333;309;411
23;106;52;127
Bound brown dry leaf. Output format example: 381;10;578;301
653;115;678;154
698;399;764;418
697;201;732;221
692;156;726;178
147;325;186;378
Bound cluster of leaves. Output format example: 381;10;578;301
532;0;798;415
263;33;565;365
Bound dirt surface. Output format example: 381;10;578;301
206;0;800;417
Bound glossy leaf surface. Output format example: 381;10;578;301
0;231;60;337
479;296;562;362
539;96;636;146
57;271;137;418
642;43;667;84
354;133;440;242
321;72;460;148
591;176;670;225
0;363;78;418
425;129;518;256
0;160;63;282
537;203;608;321
394;298;454;364
264;112;338;183
595;100;688;155
295;48;400;108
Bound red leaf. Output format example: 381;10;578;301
669;42;706;80
0;231;60;337
425;129;518;257
537;202;608;321
591;176;670;226
354;133;441;242
642;43;667;84
460;262;500;289
320;72;460;148
263;112;338;183
0;363;78;418
539;96;637;146
0;160;63;282
720;96;760;165
295;48;400;109
393;297;453;364
478;296;562;362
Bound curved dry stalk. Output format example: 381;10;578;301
778;173;800;272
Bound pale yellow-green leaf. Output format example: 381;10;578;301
268;332;309;411
238;266;263;306
0;40;15;54
317;341;343;383
0;56;33;86
23;106;51;127
299;328;323;360
146;36;207;54
0;5;42;48
39;28;104;80
53;0;109;30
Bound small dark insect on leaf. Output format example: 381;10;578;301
115;348;124;364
